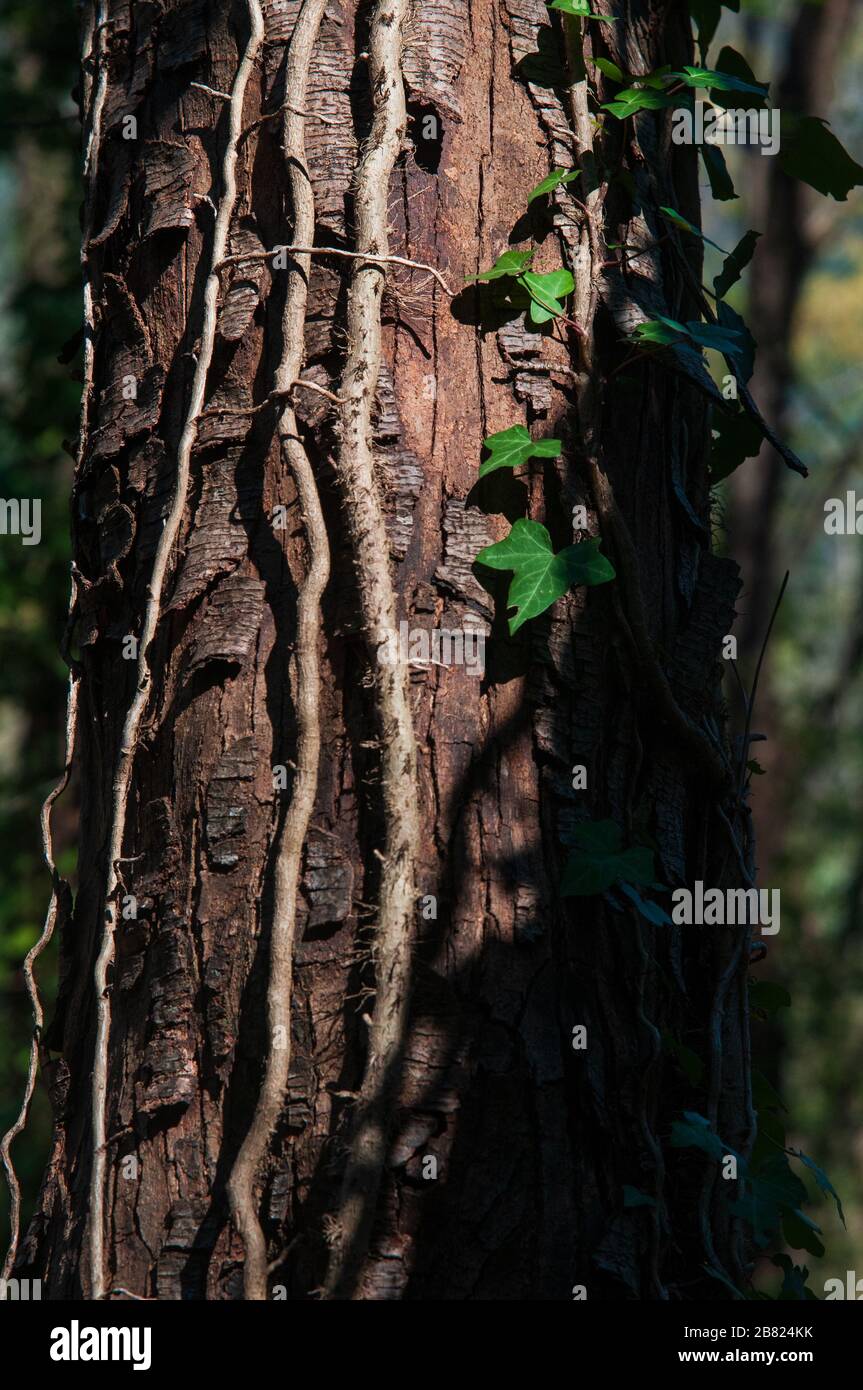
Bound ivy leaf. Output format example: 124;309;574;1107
518;268;575;324
548;0;616;16
716;300;755;381
561;820;654;896
671;1111;744;1168
700;143;737;201
779;114;863;202
789;1149;846;1228
713;229;760;299
731;1155;808;1248
659;205;728;254
631;315;688;347
710;407;763;484
689;1;740;64
623;1185;657;1209
476;519;614;635
714;46;768;109
527;168;580;203
602;87;676;119
479;425;562;479
595;57;625;84
686;318;747;361
771;1254;815;1303
618;880;673;926
782;1209;825;1260
466;249;534;284
670;64;769;99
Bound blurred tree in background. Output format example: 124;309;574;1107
0;0;861;1289
0;1;80;1253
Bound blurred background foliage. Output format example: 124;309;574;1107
0;0;861;1292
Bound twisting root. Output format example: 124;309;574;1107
0;673;80;1280
226;0;330;1302
0;0;106;1280
87;0;264;1301
321;0;422;1302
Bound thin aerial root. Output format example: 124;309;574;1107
321;0;422;1301
87;0;265;1302
0;670;80;1280
226;0;330;1302
1;0;104;1282
215;244;454;297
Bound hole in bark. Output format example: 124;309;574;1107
407;103;443;174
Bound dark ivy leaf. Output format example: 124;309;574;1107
714;230;761;299
779;114;863;202
710;407;763;484
700;143;738;201
789;1149;846;1228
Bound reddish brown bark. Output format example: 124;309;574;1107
16;0;753;1300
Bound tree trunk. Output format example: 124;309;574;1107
16;0;753;1300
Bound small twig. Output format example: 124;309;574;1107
191;81;232;100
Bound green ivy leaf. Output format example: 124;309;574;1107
670;64;769;99
595;57;625;84
561;820;655;897
631;315;688;346
602;87;676;119
479;425;562;479
548;0;616;16
527;168;580;203
779;115;863;202
518;268;575;324
476;519;614;634
659;205;728;254
466;249;534;284
713;229;760;299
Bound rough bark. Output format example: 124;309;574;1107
12;0;754;1301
